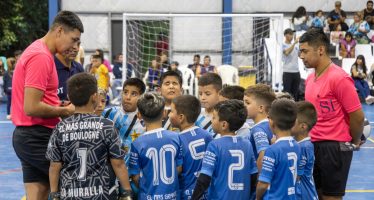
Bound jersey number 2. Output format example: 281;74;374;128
287;152;297;184
228;150;244;190
146;145;177;186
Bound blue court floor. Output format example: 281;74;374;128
1;103;374;199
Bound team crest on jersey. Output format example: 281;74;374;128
131;130;141;141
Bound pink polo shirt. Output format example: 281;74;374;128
11;39;60;128
305;63;361;142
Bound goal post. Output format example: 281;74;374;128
122;13;284;90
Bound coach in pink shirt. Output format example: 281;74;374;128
11;11;83;200
299;28;364;200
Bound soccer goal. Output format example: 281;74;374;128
122;13;284;91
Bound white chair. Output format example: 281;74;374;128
355;44;372;59
341;58;356;74
178;65;195;95
216;65;239;85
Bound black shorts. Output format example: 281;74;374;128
13;125;53;183
313;141;353;196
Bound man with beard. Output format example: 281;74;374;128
55;42;84;104
363;1;374;29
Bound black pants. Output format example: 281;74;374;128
283;72;301;101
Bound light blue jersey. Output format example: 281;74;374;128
259;136;301;200
244;119;273;159
200;136;258;200
102;106;145;164
296;137;318;200
195;108;216;137
179;126;213;200
129;128;183;200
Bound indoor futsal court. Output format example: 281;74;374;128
1;103;374;200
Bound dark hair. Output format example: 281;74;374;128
95;49;104;60
292;6;307;23
137;92;165;122
219;85;245;100
353;55;367;74
123;78;146;94
204;55;211;61
299;28;330;52
115;53;123;61
14;50;23;57
296;101;317;131
198;73;222;91
315;10;323;16
368;0;373;5
160;70;183;87
51;10;84;33
269;99;297;131
92;54;103;62
194;54;200;59
244;84;276;113
214;99;247;132
173;95;201;124
345;31;353;39
67;73;97;106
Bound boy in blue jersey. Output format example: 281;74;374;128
291;101;318;200
46;73;132;200
159;70;183;131
168;95;213;200
192;100;258;200
129;93;183;200
196;73;222;137
257;99;301;200
243;84;276;170
102;78;146;163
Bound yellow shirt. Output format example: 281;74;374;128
94;64;109;90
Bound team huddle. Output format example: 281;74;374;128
45;71;318;200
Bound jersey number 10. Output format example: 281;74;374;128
146;145;177;186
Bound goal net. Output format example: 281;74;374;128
122;13;284;91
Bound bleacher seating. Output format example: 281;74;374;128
217;65;239;86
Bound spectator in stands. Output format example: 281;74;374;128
160;51;170;70
168;61;182;78
74;45;85;65
14;50;23;63
330;24;345;45
147;56;163;91
351;55;374;104
348;12;371;44
188;54;202;75
363;0;374;29
196;55;217;79
311;10;325;30
95;48;112;72
85;55;93;72
90;54;110;92
3;57;16;120
327;1;348;31
55;44;84;102
292;6;309;31
0;56;7;73
340;32;356;58
282;28;300;101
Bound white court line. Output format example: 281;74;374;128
360;146;374;149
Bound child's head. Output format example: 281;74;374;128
137;92;165;123
67;73;98;108
170;61;179;71
212;99;247;134
218;85;245;102
169;95;201;129
275;91;294;100
198;73;222;110
268;99;297;133
91;54;103;68
345;32;353;42
315;10;323;17
244;84;276;120
160;70;183;103
122;78;146;112
151;56;161;69
334;24;342;31
95;88;107;116
291;101;317;138
355;55;366;67
160;51;168;63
